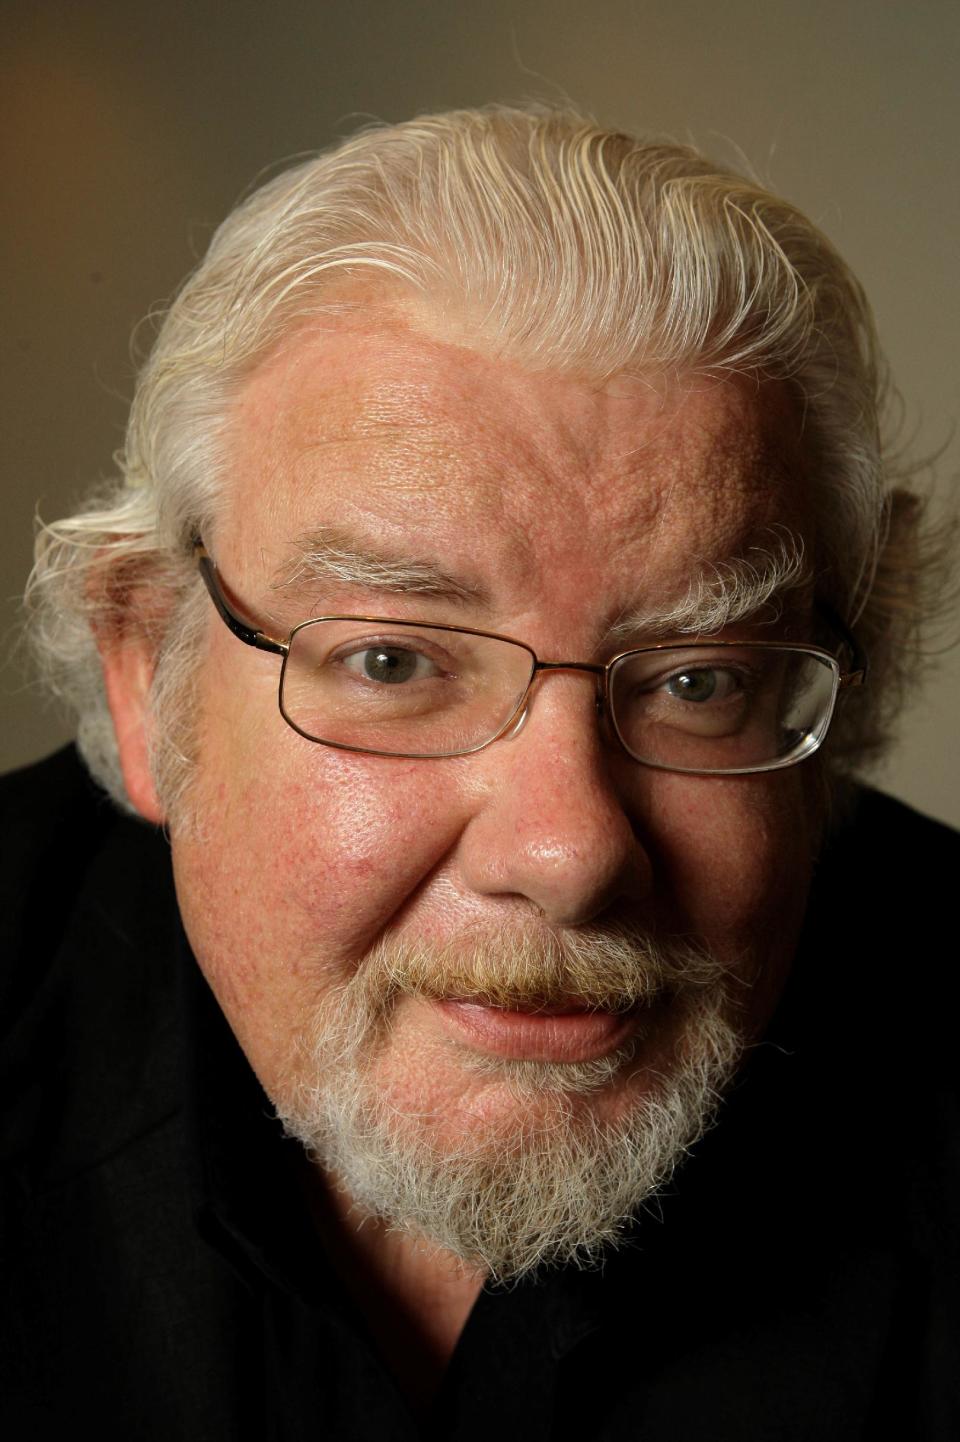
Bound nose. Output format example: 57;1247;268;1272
456;672;652;926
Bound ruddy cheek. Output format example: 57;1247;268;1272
262;755;477;949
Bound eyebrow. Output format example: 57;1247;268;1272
270;522;811;638
272;525;490;606
606;527;812;641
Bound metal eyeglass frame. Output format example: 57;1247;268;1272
193;537;867;774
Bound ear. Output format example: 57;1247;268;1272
98;631;166;825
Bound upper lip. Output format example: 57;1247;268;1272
442;996;639;1016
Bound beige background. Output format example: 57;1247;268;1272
3;0;957;823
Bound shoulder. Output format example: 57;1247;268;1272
805;785;958;967
0;755;241;1433
789;785;959;1211
0;748;117;990
0;748;181;1178
802;783;957;1024
0;747;140;1024
824;785;960;878
0;741;112;828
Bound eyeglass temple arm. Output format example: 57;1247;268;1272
818;601;867;687
193;537;288;656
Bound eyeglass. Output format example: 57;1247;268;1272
194;538;866;775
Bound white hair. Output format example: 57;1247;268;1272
24;104;947;810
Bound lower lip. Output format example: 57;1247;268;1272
433;999;639;1062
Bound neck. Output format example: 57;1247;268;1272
304;1163;486;1412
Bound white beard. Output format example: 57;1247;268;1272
275;923;744;1281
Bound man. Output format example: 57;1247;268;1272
3;106;957;1438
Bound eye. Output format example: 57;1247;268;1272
663;667;741;703
340;644;442;685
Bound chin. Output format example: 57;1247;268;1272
275;988;743;1280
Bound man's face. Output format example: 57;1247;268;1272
169;316;820;1271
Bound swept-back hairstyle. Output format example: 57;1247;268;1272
25;104;944;813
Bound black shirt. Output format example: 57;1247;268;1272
2;748;958;1439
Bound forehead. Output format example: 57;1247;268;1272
219;316;810;624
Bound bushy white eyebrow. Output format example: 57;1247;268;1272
274;525;487;604
274;522;809;639
608;527;810;640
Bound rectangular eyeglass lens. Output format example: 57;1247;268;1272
610;647;838;771
281;620;534;754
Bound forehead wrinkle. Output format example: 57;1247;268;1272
287;424;474;502
558;381;797;567
240;347;497;505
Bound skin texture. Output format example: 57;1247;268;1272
102;315;822;1385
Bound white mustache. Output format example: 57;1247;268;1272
351;921;730;1015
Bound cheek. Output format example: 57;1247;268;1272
645;770;816;956
178;692;477;975
261;754;475;948
172;714;477;1096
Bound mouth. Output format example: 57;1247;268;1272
431;996;649;1063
